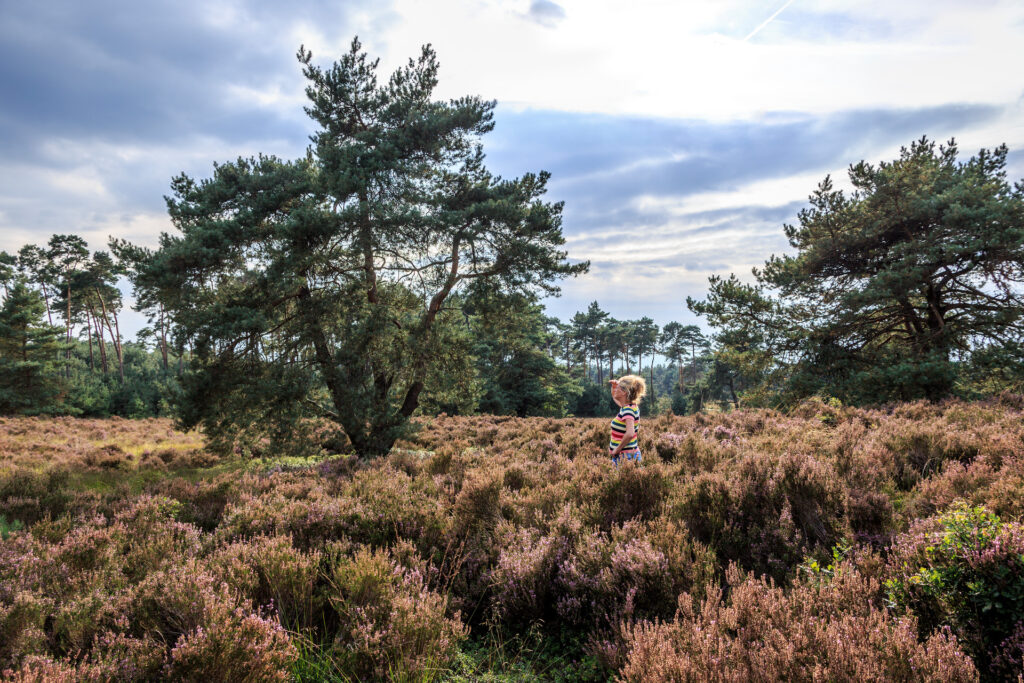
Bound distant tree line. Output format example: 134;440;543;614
0;241;714;422
0;235;182;417
0;232;738;423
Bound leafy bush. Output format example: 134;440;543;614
592;461;670;529
490;507;714;647
209;535;320;630
0;515;24;539
163;607;296;682
886;502;1024;675
130;561;297;678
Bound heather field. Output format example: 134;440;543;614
2;399;1024;681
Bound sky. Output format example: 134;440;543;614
2;0;1023;337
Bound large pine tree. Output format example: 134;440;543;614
691;137;1024;404
122;39;586;457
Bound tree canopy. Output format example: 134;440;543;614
0;280;66;414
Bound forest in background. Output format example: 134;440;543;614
0;241;711;420
3;141;1023;435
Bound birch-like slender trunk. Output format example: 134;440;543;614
691;342;697;385
41;285;53;326
65;284;72;377
95;290;123;383
111;308;124;382
85;305;95;371
159;304;169;371
649;350;655;404
94;310;108;374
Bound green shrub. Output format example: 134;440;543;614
886;502;1024;677
593;462;670;529
0;515;24;540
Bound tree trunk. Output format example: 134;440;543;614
111;308;125;382
41;286;53;327
691;342;697;385
649;351;655;404
94;312;108;374
65;284;72;376
85;306;95;371
159;304;169;371
95;290;123;383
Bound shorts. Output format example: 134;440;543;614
611;449;642;466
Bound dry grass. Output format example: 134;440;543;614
0;416;206;475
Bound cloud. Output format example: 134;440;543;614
484;101;1008;234
379;0;1024;119
480;99;1017;325
526;0;567;28
0;0;385;159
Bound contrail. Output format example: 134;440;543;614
744;0;796;41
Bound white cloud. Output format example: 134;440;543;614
632;170;838;217
0;135;305;255
43;168;111;200
368;0;1024;121
5;0;1023;332
226;81;306;111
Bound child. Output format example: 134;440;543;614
609;375;645;465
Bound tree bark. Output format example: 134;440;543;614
649;351;655;404
65;284;72;377
112;308;125;382
41;286;53;327
94;311;108;374
85;306;95;371
95;290;123;383
691;342;697;385
159;304;169;371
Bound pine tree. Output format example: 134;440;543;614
123;39;586;457
0;280;66;414
691;137;1024;404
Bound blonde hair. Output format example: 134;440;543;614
617;375;647;404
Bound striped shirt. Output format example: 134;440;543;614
610;404;640;452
